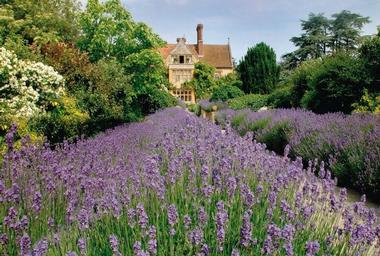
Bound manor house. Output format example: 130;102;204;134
158;24;233;103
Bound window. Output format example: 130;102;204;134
172;89;193;102
179;55;185;64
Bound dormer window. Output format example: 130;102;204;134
179;55;185;64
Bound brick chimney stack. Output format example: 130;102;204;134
196;24;204;57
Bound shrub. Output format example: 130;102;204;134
210;84;244;102
0;47;64;117
228;94;268;111
289;59;322;107
258;121;291;155
186;62;216;99
267;85;293;108
29;96;90;144
301;54;370;114
352;89;380;114
133;86;177;116
218;108;380;199
2;108;379;255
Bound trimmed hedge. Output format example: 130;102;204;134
228;94;269;111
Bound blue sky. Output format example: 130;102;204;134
81;0;380;62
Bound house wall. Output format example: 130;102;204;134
216;68;234;77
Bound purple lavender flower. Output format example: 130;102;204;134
188;227;203;246
127;208;136;228
136;203;148;230
0;233;8;246
305;241;320;256
148;226;157;255
167;204;178;236
183;214;191;230
77;209;89;230
20;233;31;256
231;248;240;256
133;241;149;256
66;252;77;256
240;210;252;247
78;237;86;255
216;201;228;251
198;207;208;226
32;191;42;214
32;238;48;256
109;234;120;255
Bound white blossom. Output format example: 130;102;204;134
0;47;65;117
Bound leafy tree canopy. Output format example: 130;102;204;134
77;0;165;62
0;0;80;45
283;10;370;69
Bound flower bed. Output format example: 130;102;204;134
1;108;379;255
216;108;380;200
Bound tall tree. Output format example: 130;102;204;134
290;13;330;60
0;0;80;45
330;10;370;52
283;10;370;69
77;0;164;62
237;42;280;94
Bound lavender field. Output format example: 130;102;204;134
216;108;380;200
1;108;380;255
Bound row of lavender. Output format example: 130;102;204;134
1;108;379;255
216;108;380;200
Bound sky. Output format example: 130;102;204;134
81;0;380;62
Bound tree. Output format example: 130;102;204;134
359;30;380;93
185;62;216;99
77;0;164;62
283;10;370;69
301;54;370;114
0;0;80;45
237;42;280;94
290;13;330;60
330;10;370;52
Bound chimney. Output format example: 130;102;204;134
196;24;204;57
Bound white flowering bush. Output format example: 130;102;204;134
0;47;64;117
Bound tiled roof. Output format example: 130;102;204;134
158;43;233;69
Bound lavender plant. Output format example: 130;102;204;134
216;108;380;199
0;108;379;255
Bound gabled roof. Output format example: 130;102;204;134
158;43;233;69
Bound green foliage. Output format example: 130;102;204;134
290;13;330;60
77;0;164;62
133;86;177;116
188;103;201;116
301;54;370;113
258;121;290;155
228;94;269;111
123;49;169;94
186;62;216;99
210;84;244;102
267;84;293;108
29;96;90;145
0;0;80;45
289;59;322;107
237;42;280;94
352;89;380;114
330;10;370;52
359;34;380;92
283;10;370;69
